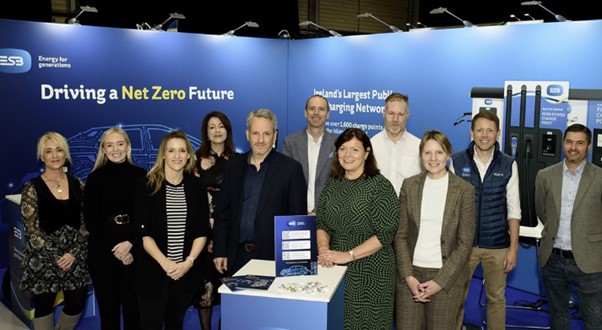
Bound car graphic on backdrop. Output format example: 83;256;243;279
279;265;312;276
68;124;201;180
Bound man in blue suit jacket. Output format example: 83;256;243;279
213;109;307;276
283;94;336;214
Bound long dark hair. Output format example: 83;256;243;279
197;111;236;158
331;128;379;179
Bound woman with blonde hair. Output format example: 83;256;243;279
20;132;90;330
83;127;146;329
133;130;210;329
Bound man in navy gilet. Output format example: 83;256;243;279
451;111;522;330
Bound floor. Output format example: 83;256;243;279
1;266;585;329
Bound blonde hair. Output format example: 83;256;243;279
147;130;196;195
36;132;72;164
91;127;134;172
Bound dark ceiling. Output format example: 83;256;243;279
1;1;599;38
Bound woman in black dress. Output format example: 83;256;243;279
83;127;146;329
193;111;236;330
20;132;90;330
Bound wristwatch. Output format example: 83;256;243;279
348;250;356;261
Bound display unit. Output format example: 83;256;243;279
218;259;346;330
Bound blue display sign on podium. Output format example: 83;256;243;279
274;215;317;277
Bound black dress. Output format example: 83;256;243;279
193;149;230;308
83;161;146;330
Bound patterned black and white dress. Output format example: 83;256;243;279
19;175;90;294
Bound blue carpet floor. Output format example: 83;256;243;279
1;266;585;329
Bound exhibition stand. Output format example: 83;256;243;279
218;259;347;330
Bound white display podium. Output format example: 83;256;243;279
218;259;347;330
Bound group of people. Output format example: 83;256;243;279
19;91;602;330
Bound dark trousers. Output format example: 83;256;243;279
542;254;602;330
90;260;140;330
228;244;258;276
137;279;193;330
34;286;87;317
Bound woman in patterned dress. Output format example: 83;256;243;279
193;111;236;330
133;130;209;329
316;128;399;330
20;132;90;330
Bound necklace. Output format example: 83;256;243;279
42;173;64;193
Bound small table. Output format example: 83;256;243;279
218;259;347;330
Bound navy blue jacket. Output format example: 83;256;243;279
452;141;513;249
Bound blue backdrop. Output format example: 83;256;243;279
2;18;602;294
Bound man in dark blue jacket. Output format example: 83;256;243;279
213;108;307;276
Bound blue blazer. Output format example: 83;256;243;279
213;150;307;268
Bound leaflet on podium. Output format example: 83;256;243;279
274;215;317;277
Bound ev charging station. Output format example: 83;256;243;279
471;81;602;228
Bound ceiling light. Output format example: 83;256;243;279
223;21;259;36
521;1;566;22
357;13;401;32
429;7;474;27
154;12;186;31
68;5;98;25
299;21;341;37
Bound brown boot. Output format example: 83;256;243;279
54;311;81;330
31;313;54;330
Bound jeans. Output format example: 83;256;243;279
541;254;602;330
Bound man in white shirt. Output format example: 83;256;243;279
283;95;337;214
370;92;422;196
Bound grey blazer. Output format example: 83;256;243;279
282;129;337;212
394;172;475;291
535;161;602;273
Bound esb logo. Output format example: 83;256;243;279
547;84;564;97
0;48;31;74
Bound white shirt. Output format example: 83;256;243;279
306;130;322;213
555;161;585;250
413;173;448;268
371;130;422;196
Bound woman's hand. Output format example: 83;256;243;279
413;280;442;303
168;258;194;281
317;249;350;267
57;253;76;272
121;253;133;265
112;241;133;261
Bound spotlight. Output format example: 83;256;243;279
405;22;417;29
417;22;428;28
521;1;566;22
223;21;259;36
510;14;522;21
278;29;291;39
524;13;538;20
154;12;186;31
429;7;474;27
357;13;401;32
136;23;153;30
68;5;98;25
299;21;341;37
